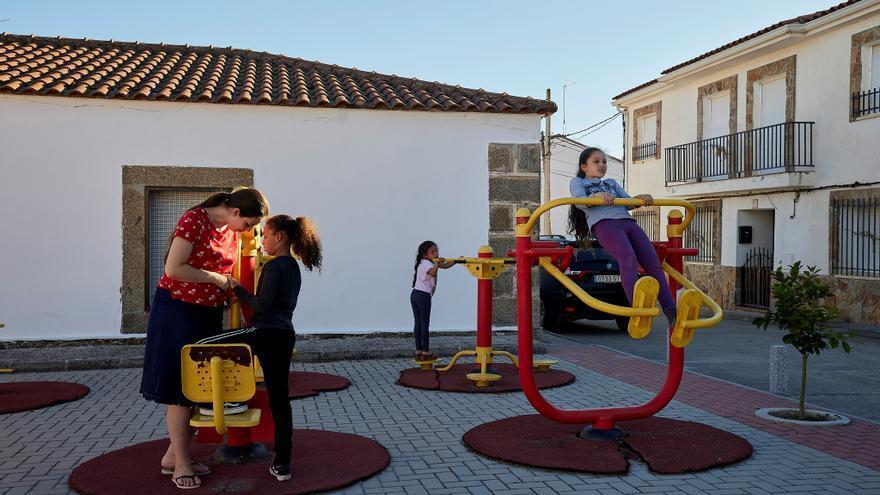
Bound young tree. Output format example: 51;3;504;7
752;262;853;420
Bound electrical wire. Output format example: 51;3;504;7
563;112;621;138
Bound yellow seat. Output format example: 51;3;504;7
181;344;262;435
671;290;702;348
628;276;660;339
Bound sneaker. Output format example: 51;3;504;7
269;464;292;481
198;402;248;416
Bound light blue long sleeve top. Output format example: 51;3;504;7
569;176;636;229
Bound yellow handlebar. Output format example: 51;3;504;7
209;356;227;435
523;198;696;235
538;258;659;317
661;262;723;329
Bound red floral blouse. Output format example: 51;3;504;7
157;208;238;307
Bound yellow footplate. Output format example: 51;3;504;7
628;276;660;339
413;359;439;371
533;359;558;372
466;372;501;387
671;289;702;348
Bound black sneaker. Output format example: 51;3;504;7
198;402;248;416
269;464;292;481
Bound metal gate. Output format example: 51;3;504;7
737;247;773;309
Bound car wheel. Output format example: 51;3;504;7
541;300;561;330
614;316;630;332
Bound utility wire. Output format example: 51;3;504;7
563;112;621;138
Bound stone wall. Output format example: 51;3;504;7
824;276;880;324
684;263;737;310
488;143;541;327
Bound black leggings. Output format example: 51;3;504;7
196;327;296;466
410;289;432;351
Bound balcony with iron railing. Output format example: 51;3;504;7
852;87;880;119
632;141;657;161
664;121;815;194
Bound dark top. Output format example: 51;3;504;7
233;256;300;331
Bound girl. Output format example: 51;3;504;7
410;241;454;361
140;187;269;490
567;147;677;327
198;214;323;482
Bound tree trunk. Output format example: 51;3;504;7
799;353;808;420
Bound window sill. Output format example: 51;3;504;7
830;274;880;281
850;111;880;122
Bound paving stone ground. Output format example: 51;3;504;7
1;346;878;494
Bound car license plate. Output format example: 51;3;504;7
594;274;621;283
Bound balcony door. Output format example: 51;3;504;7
702;91;731;178
753;76;786;171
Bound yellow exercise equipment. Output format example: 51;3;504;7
181;344;262;435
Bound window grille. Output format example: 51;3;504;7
831;194;880;278
683;202;719;263
632;208;659;241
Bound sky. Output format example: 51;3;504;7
1;0;839;160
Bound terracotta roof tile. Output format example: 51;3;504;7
613;0;863;101
0;33;556;115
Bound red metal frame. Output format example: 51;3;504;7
514;213;694;430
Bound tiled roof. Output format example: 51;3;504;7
613;0;864;101
0;33;556;115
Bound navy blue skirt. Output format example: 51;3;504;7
140;288;223;406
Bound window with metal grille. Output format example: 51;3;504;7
632;208;659;241
852;43;880;118
634;113;658;161
146;188;225;307
684;202;719;263
831;193;879;278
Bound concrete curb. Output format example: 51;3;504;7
0;332;544;372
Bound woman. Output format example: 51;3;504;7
140;187;269;490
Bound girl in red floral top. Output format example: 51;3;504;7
140;187;268;490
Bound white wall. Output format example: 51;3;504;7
621;11;880;270
0;95;540;340
547;138;623;236
735;209;775;266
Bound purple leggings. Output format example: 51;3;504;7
591;218;675;311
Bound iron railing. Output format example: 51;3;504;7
831;195;880;278
665;121;814;184
852;88;880;118
683;202;719;264
632;208;659;241
632;141;657;161
737;246;773;309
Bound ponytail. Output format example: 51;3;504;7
194;188;269;218
266;214;323;272
567;207;590;243
412;240;436;288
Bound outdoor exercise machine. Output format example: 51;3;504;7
511;198;723;437
413;245;568;387
188;222;276;461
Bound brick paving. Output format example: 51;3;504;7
1;348;878;494
550;344;880;472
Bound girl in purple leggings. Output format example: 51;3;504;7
567;147;677;326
